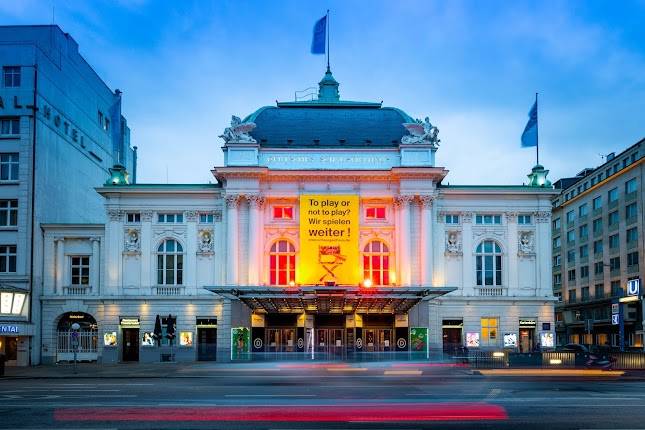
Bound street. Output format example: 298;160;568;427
1;362;645;429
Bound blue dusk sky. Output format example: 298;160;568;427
1;1;644;185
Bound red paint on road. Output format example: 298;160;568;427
54;403;507;422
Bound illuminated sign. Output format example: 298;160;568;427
180;332;193;347
612;314;620;325
503;333;517;348
519;319;537;328
298;195;360;285
466;332;480;347
620;295;639;303
627;279;640;297
540;332;554;348
142;332;155;346
119;317;140;327
612;303;619;314
0;325;19;334
104;332;117;346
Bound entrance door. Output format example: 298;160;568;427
197;328;217;361
315;329;328;353
378;329;392;352
281;329;296;352
266;329;281;353
122;328;139;362
365;329;376;352
443;328;462;355
519;328;534;353
330;329;344;357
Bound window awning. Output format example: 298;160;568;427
204;285;456;314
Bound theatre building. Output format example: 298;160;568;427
39;70;557;363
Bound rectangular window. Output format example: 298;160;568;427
0;118;19;135
0;153;19;181
626;202;637;219
582;286;590;300
553;255;561;267
567;230;575;243
70;256;90;286
157;213;183;223
609;234;619;249
517;215;531;224
3;66;20;87
594;261;604;275
579;224;588;238
126;212;141;223
569;289;577;302
567;250;575;263
595;284;604;299
475;214;501;224
445;214;460;224
592;196;602;210
566;210;575;223
580;266;589;278
552;218;561;230
0;200;18;227
568;269;576;281
553;237;561;248
625;178;637;194
0;245;16;272
608;188;618;203
627;251;639;267
593;240;603;254
611;280;623;297
609;256;620;271
578;203;588;217
592;218;602;233
480;317;498;346
579;245;588;258
273;206;293;220
553;273;562;285
199;213;214;223
608;210;619;226
627;227;638;243
366;206;386;220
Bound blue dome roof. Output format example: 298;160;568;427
244;105;414;148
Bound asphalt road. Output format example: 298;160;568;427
1;362;644;429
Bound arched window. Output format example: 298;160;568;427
476;240;502;286
269;240;296;286
363;240;390;286
157;239;183;285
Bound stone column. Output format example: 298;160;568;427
54;238;65;294
396;195;414;286
461;212;474;296
106;209;123;294
420;195;434;286
90;237;100;295
185;210;198;292
247;195;264;285
226;195;240;285
535;211;552;296
140;211;153;290
506;212;519;294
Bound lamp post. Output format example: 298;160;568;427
71;322;80;374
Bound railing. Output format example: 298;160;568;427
476;287;507;297
153;286;185;296
57;331;98;354
63;286;91;295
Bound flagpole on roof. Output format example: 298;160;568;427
326;9;330;72
535;92;539;165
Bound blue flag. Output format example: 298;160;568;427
521;100;538;148
311;15;326;54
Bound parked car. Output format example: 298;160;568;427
557;343;590;353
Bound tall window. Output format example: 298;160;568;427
476;241;502;286
0;200;17;227
0;153;19;181
269;240;296;286
363;240;390;286
70;256;90;286
157;239;183;285
0;118;19;135
480;317;498;346
0;245;16;273
3;66;20;87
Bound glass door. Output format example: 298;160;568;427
379;329;392;352
365;329;376;352
266;329;281;353
281;329;296;352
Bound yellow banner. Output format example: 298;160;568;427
298;195;360;285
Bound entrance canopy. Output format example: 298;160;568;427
205;286;456;314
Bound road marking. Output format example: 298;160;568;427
326;367;367;372
225;394;316;398
383;370;422;376
477;369;625;377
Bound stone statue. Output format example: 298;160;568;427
124;228;140;252
198;229;214;253
219;115;257;144
402;117;440;147
445;231;462;255
518;232;534;255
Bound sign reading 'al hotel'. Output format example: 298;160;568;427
40;69;558;364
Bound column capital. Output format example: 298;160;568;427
107;209;122;221
184;210;199;222
54;237;65;244
394;195;415;206
418;195;435;208
460;211;474;223
225;195;241;209
247;194;266;208
534;211;552;223
89;237;101;244
141;210;154;222
505;212;518;223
